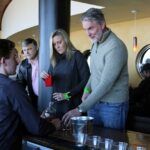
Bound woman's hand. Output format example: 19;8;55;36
40;71;49;80
53;92;65;101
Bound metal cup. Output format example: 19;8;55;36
73;133;87;147
71;116;94;135
71;116;93;147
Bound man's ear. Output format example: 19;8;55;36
0;57;5;65
101;22;106;30
36;46;39;51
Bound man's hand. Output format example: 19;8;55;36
62;108;81;127
40;110;47;118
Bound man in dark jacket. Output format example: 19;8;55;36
132;63;150;117
0;39;60;150
16;38;39;109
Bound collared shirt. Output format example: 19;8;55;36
30;58;39;96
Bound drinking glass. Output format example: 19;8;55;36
118;142;128;150
136;146;147;150
86;135;101;149
105;138;113;150
128;145;147;150
41;101;56;118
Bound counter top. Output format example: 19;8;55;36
23;126;150;150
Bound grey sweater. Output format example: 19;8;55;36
79;29;129;112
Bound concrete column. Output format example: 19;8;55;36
38;0;70;111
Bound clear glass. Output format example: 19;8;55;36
104;138;113;150
86;135;101;149
128;145;147;150
41;101;56;118
136;146;147;150
113;142;128;150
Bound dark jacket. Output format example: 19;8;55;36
132;77;150;117
16;59;38;109
48;50;90;118
0;74;55;150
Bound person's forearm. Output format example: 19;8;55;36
85;76;91;89
78;88;100;112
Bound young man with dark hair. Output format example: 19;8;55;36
0;39;60;150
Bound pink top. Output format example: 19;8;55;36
30;58;39;96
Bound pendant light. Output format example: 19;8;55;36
131;10;138;52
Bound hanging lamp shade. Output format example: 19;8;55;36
133;36;137;52
131;10;138;52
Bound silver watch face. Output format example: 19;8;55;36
78;107;82;113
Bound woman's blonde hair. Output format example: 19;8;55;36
50;29;76;68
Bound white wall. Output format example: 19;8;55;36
1;0;38;38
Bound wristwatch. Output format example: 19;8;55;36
77;106;83;113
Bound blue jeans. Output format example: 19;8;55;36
88;101;129;130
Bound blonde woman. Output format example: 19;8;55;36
41;29;90;118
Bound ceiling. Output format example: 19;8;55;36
1;0;150;44
72;0;150;31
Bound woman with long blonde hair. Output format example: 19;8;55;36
41;29;90;118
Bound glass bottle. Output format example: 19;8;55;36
42;101;56;118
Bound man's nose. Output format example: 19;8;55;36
26;50;30;54
87;32;91;37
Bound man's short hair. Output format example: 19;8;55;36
0;39;15;59
22;38;37;47
81;8;105;24
141;63;150;73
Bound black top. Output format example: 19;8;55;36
16;59;38;109
130;77;150;117
0;74;55;150
48;50;90;118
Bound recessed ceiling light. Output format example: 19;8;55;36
71;0;105;16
